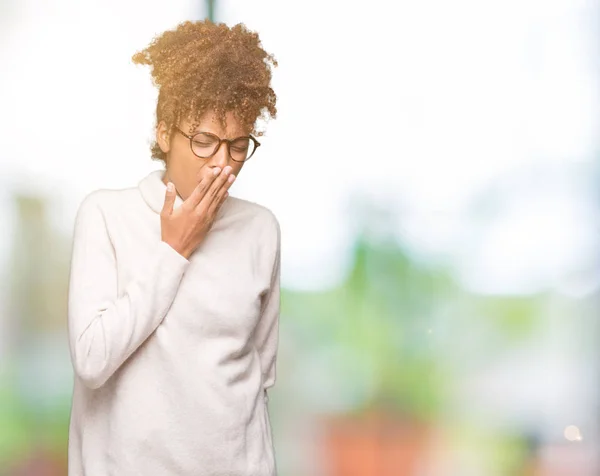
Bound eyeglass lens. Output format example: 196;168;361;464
191;133;256;161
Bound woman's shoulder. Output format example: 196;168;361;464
226;196;280;230
75;185;142;220
225;196;281;254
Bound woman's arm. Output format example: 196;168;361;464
253;216;281;399
67;191;190;389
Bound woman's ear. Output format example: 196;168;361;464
156;120;171;154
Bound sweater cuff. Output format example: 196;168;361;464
159;240;191;268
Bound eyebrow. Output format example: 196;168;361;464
192;129;248;139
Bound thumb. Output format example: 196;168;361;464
162;181;176;216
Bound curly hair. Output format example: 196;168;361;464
132;20;278;163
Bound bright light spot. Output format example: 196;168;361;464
564;425;583;442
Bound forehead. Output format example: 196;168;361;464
182;110;247;138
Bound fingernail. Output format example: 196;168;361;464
213;167;221;176
228;174;236;183
167;182;174;192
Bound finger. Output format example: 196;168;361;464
198;166;235;210
206;180;232;217
184;167;221;210
212;194;228;219
161;182;177;217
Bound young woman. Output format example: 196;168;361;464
66;20;281;476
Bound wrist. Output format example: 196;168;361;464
163;239;191;260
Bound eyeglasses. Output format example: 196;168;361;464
173;125;261;162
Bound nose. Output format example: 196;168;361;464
208;140;231;169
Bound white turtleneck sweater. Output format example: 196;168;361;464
66;169;281;476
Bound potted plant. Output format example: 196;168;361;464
281;192;454;473
281;196;546;475
316;228;453;476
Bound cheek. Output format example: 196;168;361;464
172;146;204;174
169;155;205;196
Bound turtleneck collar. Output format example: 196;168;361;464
138;169;184;214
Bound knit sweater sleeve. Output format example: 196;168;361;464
67;192;189;389
253;214;281;398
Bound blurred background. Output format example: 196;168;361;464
1;0;599;474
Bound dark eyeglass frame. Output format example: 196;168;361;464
173;125;261;162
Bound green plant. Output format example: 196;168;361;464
337;231;452;421
283;198;546;424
